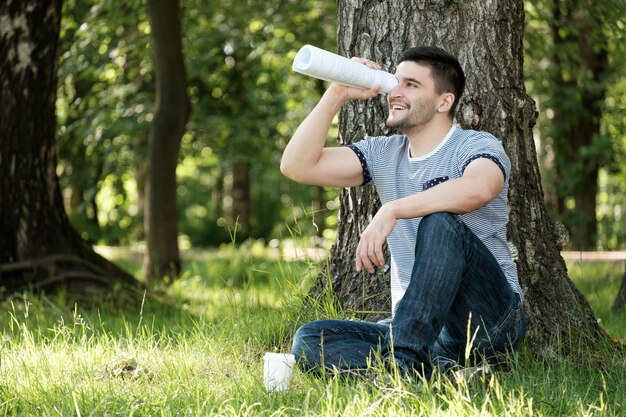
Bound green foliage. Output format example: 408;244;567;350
597;169;626;250
1;250;625;416
566;259;626;332
55;0;339;247
525;0;626;249
57;0;153;243
596;70;626;249
180;0;338;243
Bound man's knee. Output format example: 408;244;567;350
419;212;458;231
291;321;325;360
414;212;463;247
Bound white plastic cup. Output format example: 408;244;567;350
263;352;296;392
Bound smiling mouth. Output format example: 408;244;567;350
390;102;408;111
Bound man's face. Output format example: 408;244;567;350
386;61;440;132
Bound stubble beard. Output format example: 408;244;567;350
386;100;438;132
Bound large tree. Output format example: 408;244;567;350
312;0;609;352
0;0;136;294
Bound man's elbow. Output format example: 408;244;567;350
280;159;293;178
280;159;303;182
473;185;500;209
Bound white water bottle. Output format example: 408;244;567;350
292;45;398;94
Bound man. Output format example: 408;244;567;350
280;46;525;380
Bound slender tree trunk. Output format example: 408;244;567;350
142;0;190;282
134;159;147;240
0;0;136;294
230;161;251;233
69;188;84;212
550;0;607;250
311;0;607;353
212;167;225;220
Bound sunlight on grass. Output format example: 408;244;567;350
0;248;625;416
566;259;626;339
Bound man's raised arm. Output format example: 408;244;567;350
280;59;381;188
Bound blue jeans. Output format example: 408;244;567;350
292;212;526;379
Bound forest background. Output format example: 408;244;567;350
55;0;625;257
1;1;626;415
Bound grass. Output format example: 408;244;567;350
1;244;625;416
565;257;625;337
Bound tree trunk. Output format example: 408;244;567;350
212;167;225;220
311;0;607;353
0;0;136;295
142;0;190;282
550;1;608;250
230;161;251;233
134;159;147;240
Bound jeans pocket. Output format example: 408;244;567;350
489;297;525;353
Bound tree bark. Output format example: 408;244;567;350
134;159;147;240
212;167;225;220
142;0;190;282
0;0;136;295
311;0;607;353
230;161;251;233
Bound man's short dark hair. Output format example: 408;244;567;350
398;46;466;117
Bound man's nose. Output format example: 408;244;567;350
388;82;403;98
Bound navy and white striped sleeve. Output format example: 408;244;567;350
346;143;372;185
458;132;510;181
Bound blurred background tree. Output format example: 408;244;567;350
56;0;152;245
142;0;190;282
56;0;338;251
525;0;626;250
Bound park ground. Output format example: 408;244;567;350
1;242;625;416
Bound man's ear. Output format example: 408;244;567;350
438;92;455;113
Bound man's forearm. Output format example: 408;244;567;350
386;160;505;220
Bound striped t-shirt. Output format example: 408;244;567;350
348;125;522;316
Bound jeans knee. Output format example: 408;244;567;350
419;212;457;232
416;212;461;244
291;321;323;360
